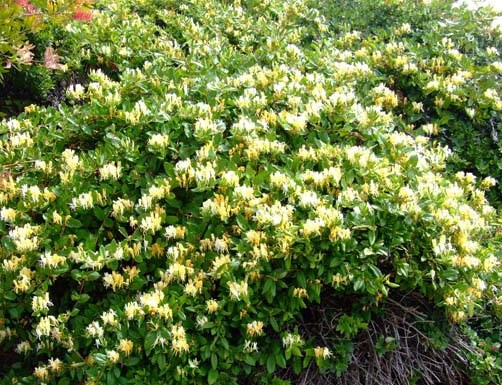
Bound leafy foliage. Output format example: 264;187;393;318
0;0;500;384
0;0;93;116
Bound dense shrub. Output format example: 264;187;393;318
0;0;500;384
322;0;502;209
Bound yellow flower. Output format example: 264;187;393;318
139;211;162;233
48;358;63;373
34;366;49;381
124;301;143;320
481;177;497;190
171;337;189;355
139;290;164;310
245;230;265;246
124;266;140;283
61;149;79;171
36;316;58;339
293;288;308;298
52;211;63;225
101;310;118;327
0;207;16;222
185;277;204;296
450;310;466;322
118;339;134;356
314;346;333;359
302;219;325;237
167;262;188;282
71;192;94;210
211;254;231;276
148;133;170;150
85;321;104;340
483;255;498;272
246;321;264;337
40;252;66;268
111;198;133;217
13;268;34;293
157;304;173;320
170;325;189;354
206;299;219;314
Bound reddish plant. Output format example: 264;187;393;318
73;8;93;22
16;0;35;15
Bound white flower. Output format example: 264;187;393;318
282;332;304;348
86;321;104;339
99;162;122;181
140;212;162;233
298;190;319;208
107;350;120;363
221;170;240;186
148;133;170;150
61;149;79;171
71;192;94;210
243;339;259;353
0;207;16;222
228;280;248;301
36;316;58;339
234;185;254;200
32;293;53;313
67;84;85;99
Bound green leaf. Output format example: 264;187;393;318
107;370;117;385
208;368;219;384
93;206;105;221
211;353;218;370
157;353;166;370
269;316;279;332
353;278;365;291
8;307;22;319
71;292;90;304
243;355;256;366
165;215;179;224
266;355;276;374
66;218;82;228
276;353;286;368
236;214;248;229
93;353;107;366
368;230;376;245
220;337;230;350
144;332;157;353
293;358;302;375
263;278;276;303
84;271;101;281
296;271;306;288
125;356;140;366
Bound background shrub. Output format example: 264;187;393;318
0;0;94;117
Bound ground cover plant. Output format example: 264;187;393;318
0;0;501;384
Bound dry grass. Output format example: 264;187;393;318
278;291;474;385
